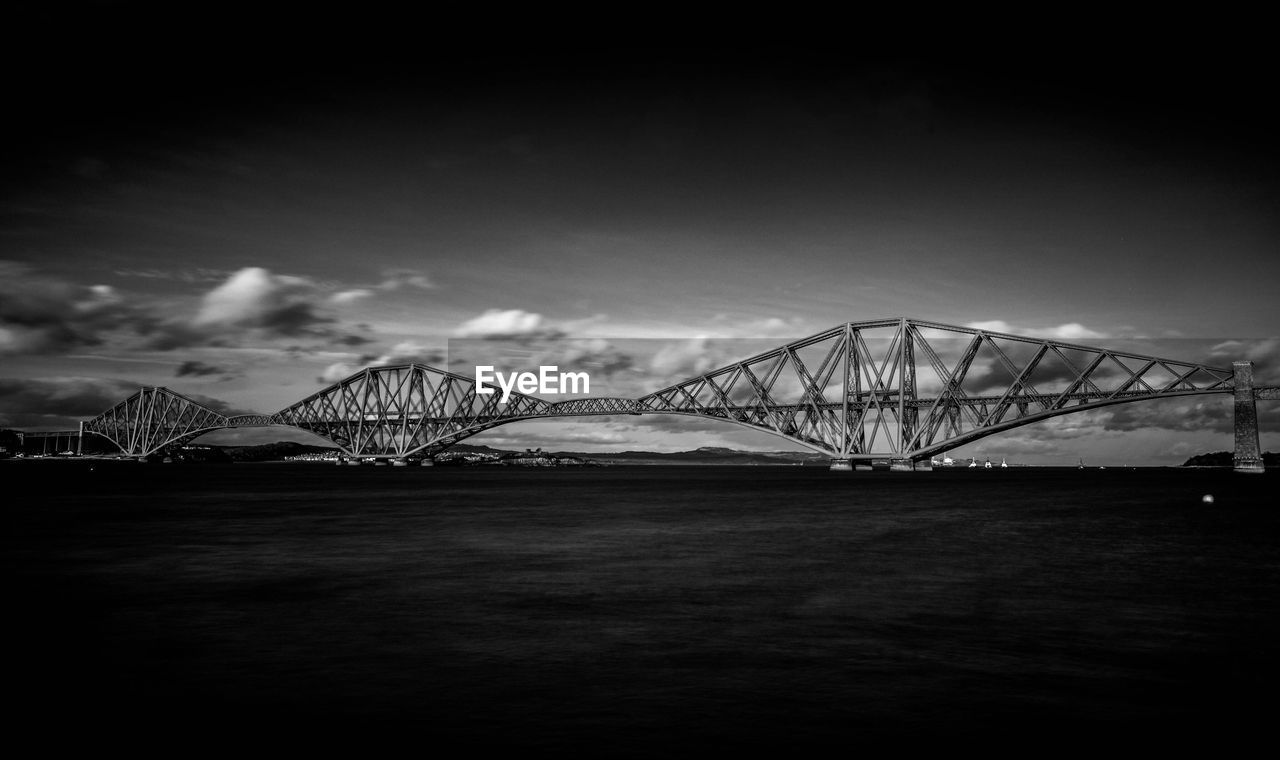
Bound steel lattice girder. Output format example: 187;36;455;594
272;364;560;457
83;387;230;456
634;318;1236;458
82;318;1243;459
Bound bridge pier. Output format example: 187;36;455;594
1233;361;1265;473
829;458;852;471
889;458;914;472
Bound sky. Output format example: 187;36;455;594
2;10;1278;464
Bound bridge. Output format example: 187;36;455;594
70;318;1275;472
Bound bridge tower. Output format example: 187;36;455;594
890;320;920;471
1233;361;1264;473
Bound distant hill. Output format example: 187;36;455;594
208;441;339;462
187;441;826;465
1182;451;1279;467
449;443;515;456
550;445;828;466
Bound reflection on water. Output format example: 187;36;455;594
6;463;1279;752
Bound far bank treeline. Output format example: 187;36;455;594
1182;451;1279;467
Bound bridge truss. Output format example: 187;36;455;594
80;318;1268;469
637;318;1239;462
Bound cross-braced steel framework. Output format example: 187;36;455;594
83;318;1264;464
634;318;1239;461
84;387;237;455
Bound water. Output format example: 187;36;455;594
6;462;1279;752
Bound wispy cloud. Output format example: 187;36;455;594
316;341;447;384
329;268;434;306
143;267;370;351
376;269;434;291
965;320;1108;341
194;267;326;332
113;267;230;283
175;360;238;379
330;288;375;304
0;262;160;355
2;263;380;356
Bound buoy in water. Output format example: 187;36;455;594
1202;494;1215;504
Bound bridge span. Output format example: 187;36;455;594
66;318;1276;472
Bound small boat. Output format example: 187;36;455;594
984;458;992;469
1000;458;1008;468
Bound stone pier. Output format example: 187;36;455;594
1233;361;1265;473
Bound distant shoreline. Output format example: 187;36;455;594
0;457;1217;470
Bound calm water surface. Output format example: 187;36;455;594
6;462;1279;752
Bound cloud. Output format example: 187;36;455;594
553;339;637;378
142;267;371;351
181;392;248;416
0;374;248;430
2;263;372;358
1098;396;1251;435
966;320;1108;341
319;362;359;384
0;261;157;355
316;341;447;384
455;309;547;338
193;267;331;336
327;268;433;306
708;314;809;339
175;360;234;378
2;263;345;355
375;341;445;366
0;377;141;423
376;269;434;291
1209;338;1280;383
648;337;714;378
330;289;374;304
112;267;230;283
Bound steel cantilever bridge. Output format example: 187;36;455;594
80;318;1276;472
